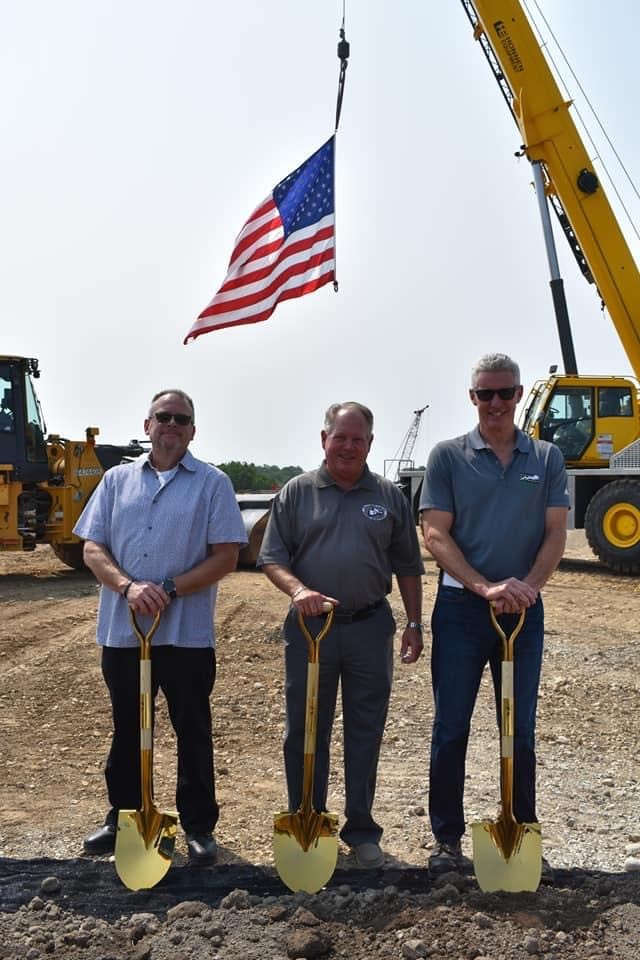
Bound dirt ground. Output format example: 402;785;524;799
1;532;640;959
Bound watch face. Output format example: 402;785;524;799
163;578;177;598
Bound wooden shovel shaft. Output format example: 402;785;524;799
129;610;161;818
301;662;319;815
297;608;333;818
501;659;515;820
489;606;525;825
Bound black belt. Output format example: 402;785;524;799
325;599;384;624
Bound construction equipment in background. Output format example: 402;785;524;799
0;355;273;570
402;1;640;574
0;355;146;569
384;405;428;483
235;493;274;567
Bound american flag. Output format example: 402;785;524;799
184;137;335;343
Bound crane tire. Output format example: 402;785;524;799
584;479;640;574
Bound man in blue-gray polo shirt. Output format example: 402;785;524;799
74;388;247;864
258;401;425;870
420;353;569;876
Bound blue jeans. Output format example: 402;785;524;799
429;587;544;844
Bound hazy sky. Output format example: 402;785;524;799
2;1;638;476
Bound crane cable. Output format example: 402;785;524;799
335;0;350;133
332;1;350;293
524;0;640;247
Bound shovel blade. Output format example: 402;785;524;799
115;808;178;891
472;820;542;892
273;828;338;893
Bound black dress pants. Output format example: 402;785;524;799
101;644;218;835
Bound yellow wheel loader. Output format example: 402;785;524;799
0;355;145;569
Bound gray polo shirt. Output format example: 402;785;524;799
73;450;247;648
257;462;424;610
419;426;569;581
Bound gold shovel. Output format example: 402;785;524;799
114;608;178;891
472;605;542;893
273;603;339;893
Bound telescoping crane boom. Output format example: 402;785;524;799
399;1;640;572
461;0;640;379
460;0;640;573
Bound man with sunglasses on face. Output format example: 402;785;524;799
419;354;569;875
73;389;247;865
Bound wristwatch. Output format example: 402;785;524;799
162;577;177;600
407;621;423;632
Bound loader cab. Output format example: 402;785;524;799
0;357;49;482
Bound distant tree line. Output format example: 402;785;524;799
217;461;303;492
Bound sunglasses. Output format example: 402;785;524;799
153;411;193;425
473;387;519;401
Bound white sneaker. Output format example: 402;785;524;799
352;842;385;868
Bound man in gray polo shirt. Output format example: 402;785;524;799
258;401;424;869
420;353;569;875
74;388;247;864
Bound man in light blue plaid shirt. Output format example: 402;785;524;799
74;388;247;865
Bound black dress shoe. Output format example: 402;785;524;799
83;823;116;855
186;833;217;865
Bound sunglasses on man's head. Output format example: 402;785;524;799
153;411;193;425
473;387;519;402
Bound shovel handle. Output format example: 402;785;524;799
128;608;162;814
129;609;162;660
489;605;525;662
297;602;334;663
489;605;526;825
296;603;333;816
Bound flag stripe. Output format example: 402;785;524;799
185;137;335;344
217;220;334;295
188;265;335;337
201;244;335;315
229;204;283;269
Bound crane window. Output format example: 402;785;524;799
540;386;593;459
597;387;632;418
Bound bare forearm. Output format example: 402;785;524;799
83;541;130;594
261;562;305;600
396;574;424;664
175;543;239;596
524;525;567;593
396;574;423;623
421;513;538;613
421;523;490;595
261;563;339;617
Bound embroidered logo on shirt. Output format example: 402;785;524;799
362;503;388;520
520;474;541;482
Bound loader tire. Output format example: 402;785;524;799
51;541;86;570
584;479;640;574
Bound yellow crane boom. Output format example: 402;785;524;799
464;0;640;379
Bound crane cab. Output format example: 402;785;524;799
521;374;639;467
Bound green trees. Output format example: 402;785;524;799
217;461;302;492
